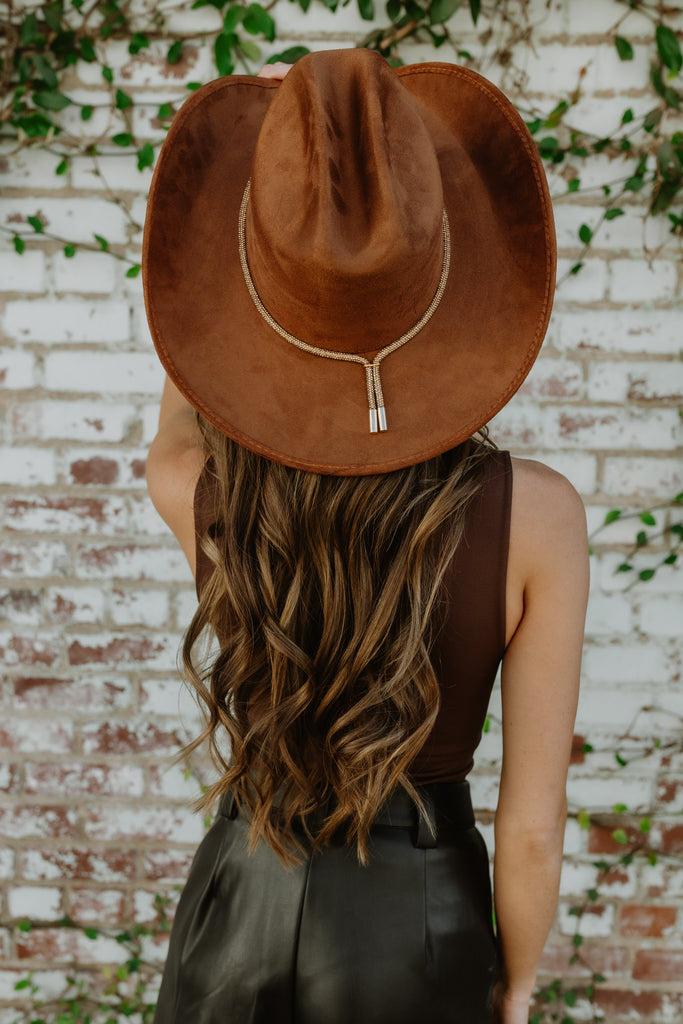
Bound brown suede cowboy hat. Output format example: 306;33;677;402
142;48;556;475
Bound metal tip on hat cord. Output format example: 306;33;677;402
238;180;451;434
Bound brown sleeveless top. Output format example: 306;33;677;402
193;449;512;785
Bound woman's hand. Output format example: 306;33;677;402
257;62;292;81
492;982;531;1024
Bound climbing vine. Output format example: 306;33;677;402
1;2;681;1022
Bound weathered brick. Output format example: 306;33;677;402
75;543;190;582
67;632;178;670
517;357;583;399
4;300;130;343
12;400;136;443
13;675;134;712
556;310;682;355
620;905;676;938
0;762;22;794
7;886;63;920
3;494;128;535
558;901;615;937
603;456;683;498
68;888;126;926
20;847;136;882
110;586;170;627
143;848;196;882
546;406;680;451
555;258;608;302
0;197;128;243
81;719;181;756
0;446;56;485
0;805;77;840
44;351;160;393
0;631;61;668
0;717;72;753
0;250;45;292
15;925;123;963
595;988;683;1022
0;587;43;626
0;348;36;389
82;803;205;843
587;361;683;404
639;597;683;637
52;250;117;293
633;950;683;983
44;586;106;625
24;761;144;797
609;260;678;304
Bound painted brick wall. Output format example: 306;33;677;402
1;0;682;1020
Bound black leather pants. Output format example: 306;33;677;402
152;782;498;1023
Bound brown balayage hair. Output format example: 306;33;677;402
176;415;496;866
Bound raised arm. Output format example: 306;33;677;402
145;374;205;576
493;459;589;1023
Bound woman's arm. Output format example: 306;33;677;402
493;460;589;1023
145;374;205;576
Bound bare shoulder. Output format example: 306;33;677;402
508;456;588;584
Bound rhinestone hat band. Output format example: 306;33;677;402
238;179;451;434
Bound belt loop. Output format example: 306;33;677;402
414;786;438;849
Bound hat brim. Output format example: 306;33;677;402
143;61;555;475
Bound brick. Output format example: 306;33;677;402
546;406;680;451
488;404;541;449
67;632;178;670
148;763;200;799
538;943;629;978
7;886;63;920
587;361;683;404
64;447;149;487
110;587;170;627
0;631;61;668
0;197;128;243
4;300;129;343
82;803;205;843
0;849;14;881
0;446;56;485
633;950;683;983
582;643;669;684
44;586;106;625
567;774;652;811
81;719;180;756
609;259;678;303
595;988;683;1022
0;250;45;292
0;805;77;840
0;762;22;794
13;675;134;712
639;597;683;637
556;310;682;355
602;456;683;499
584;593;632;636
12;400;136;444
657;824;683;857
560;860;636;898
44;351;161;393
70;153;155;193
558;901;615;937
0;717;72;753
620;905;676;938
0;588;43;626
523;451;598;493
539;0;652;36
555;258;608;302
655;778;683;813
127;493;174;535
20;847;136;882
3;494;128;535
0;146;69;188
0;348;36;389
75;543;190;581
143;848;196;882
68;888;126;926
174;587;199;628
15;926;123;963
25;761;144;797
585;505;658;544
0;967;71;1001
53;250;116;293
517;358;583;399
139;678;203;721
77;38;216;88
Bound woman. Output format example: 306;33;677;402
143;49;589;1024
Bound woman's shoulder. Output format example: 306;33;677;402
507;455;588;579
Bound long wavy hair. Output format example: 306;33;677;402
176;416;496;866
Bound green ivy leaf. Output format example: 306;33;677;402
567;178;580;192
525;118;542;135
112;132;133;146
664;553;678;565
137;142;154;170
126;264;141;278
648;850;658;865
639;568;656;581
243;3;276;40
605;509;622;525
612;828;629;845
215;32;236;76
357;0;375;19
80;36;96;62
615;751;627;767
17;920;33;932
605;207;624;220
158;102;173;119
63;243;76;258
186;81;203;90
13;235;25;254
572;933;583;947
239;39;262;62
267;46;310;65
570;261;583;275
658;140;682;181
27;215;43;233
624;175;646;192
223;5;246;31
587;888;599;902
168;40;184;64
614;36;633;61
429;0;459;24
640;817;651;833
32;54;58;89
55;157;68;175
617;562;633;572
102;65;114;84
81;104;93;121
578;223;592;244
564;989;577;1007
129;32;150;54
613;802;628;813
621;107;634;124
656;24;683;73
20;13;42;47
386;0;401;21
577;808;591;831
469;0;480;22
94;234;109;251
640;511;656;526
482;716;490;733
33;90;72;111
115;88;132;110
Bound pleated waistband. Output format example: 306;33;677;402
217;780;474;850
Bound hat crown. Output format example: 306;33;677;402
246;49;445;355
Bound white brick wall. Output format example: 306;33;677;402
1;0;682;1017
